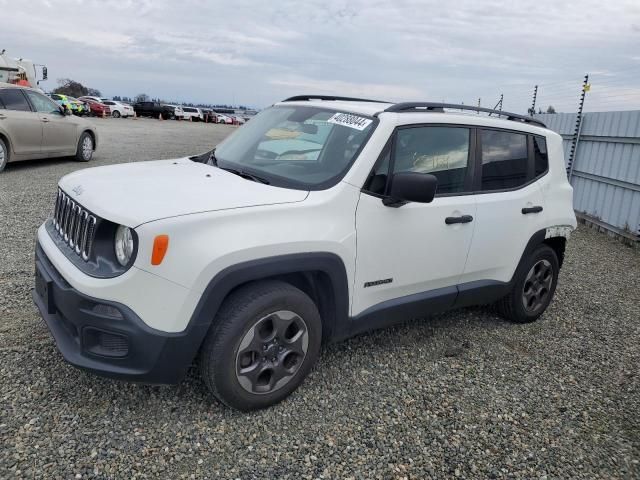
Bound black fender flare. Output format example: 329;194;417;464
180;252;351;363
511;228;568;283
514;229;547;280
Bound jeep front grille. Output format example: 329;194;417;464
53;189;97;261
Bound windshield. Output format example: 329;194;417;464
213;106;377;189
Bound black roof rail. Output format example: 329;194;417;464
382;102;546;128
282;95;390;104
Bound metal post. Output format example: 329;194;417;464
567;74;589;180
528;85;538;116
489;94;503;116
477;97;481;114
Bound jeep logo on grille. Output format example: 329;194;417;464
72;185;84;196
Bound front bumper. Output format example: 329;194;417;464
33;242;208;384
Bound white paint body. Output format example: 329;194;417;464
38;100;577;333
102;100;134;117
181;107;204;121
215;114;233;124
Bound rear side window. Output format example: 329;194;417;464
534;136;548;177
480;130;528;190
0;89;32;112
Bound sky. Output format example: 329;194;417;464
1;0;639;113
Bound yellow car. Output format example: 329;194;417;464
49;93;89;116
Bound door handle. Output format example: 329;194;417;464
41;117;50;123
445;215;474;225
0;113;6;119
522;206;543;214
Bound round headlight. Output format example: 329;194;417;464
114;225;134;266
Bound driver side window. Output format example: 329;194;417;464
25;91;61;114
365;126;472;196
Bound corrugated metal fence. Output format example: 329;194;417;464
535;111;640;242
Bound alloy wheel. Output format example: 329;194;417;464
82;136;93;160
522;259;553;313
235;310;309;394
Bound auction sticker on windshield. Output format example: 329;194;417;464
327;112;373;131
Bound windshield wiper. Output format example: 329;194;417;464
219;166;270;185
209;149;270;184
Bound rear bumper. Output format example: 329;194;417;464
33;242;208;384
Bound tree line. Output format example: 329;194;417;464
129;93;250;110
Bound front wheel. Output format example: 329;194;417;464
0;137;8;172
74;132;94;162
199;280;322;411
495;244;559;323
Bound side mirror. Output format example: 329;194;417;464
383;172;438;207
61;105;71;116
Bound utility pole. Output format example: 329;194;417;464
566;74;589;180
477;97;481;113
528;85;538;116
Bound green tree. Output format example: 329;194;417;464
52;78;101;98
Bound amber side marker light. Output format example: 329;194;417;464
151;235;169;265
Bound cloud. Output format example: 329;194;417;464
270;76;423;101
1;0;638;111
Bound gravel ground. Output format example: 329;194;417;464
1;118;639;479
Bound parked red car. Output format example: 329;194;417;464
79;98;111;117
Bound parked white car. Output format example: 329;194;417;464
165;104;184;120
215;113;233;124
34;95;576;411
101;100;134;118
182;106;204;122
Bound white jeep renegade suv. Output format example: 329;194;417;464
33;95;576;410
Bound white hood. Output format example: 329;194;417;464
58;158;309;227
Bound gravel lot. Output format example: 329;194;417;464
1;118;639;479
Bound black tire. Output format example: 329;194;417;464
74;132;94;162
0;137;8;172
495;244;559;323
199;280;322;411
112;110;121;118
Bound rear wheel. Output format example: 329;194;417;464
0;138;8;172
495;244;559;323
74;132;94;162
112;110;121;118
199;280;322;411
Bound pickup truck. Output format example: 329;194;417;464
133;101;176;119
